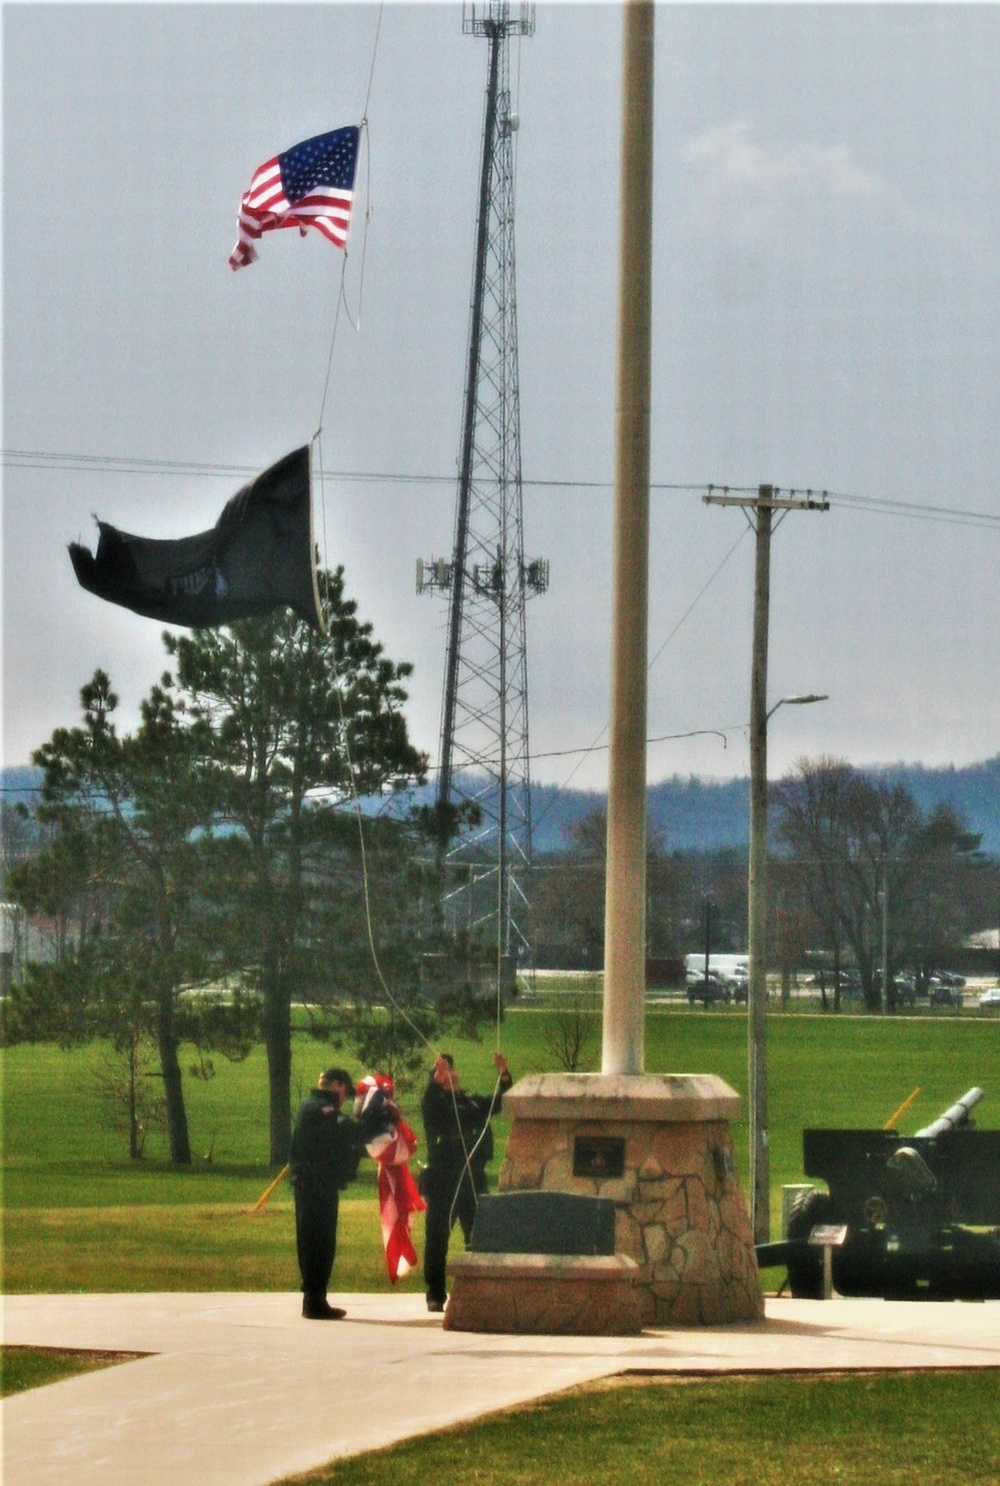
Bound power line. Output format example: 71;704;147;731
0;448;702;493
820;488;1000;531
4;448;998;528
1;719;743;798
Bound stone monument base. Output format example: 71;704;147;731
497;1072;764;1327
444;1251;646;1335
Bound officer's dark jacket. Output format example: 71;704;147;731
420;1071;512;1176
289;1088;363;1192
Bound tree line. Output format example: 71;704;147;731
526;765;995;1007
4;569;996;1165
771;761;992;1011
1;569;481;1166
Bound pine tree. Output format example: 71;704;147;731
163;567;428;1163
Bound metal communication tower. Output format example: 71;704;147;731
417;1;546;983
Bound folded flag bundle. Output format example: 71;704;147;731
355;1074;426;1284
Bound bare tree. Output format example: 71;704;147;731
774;758;982;1011
541;997;597;1072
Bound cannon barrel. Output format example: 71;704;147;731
914;1086;983;1139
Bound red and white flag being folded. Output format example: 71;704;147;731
355;1074;426;1285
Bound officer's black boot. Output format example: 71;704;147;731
302;1293;346;1320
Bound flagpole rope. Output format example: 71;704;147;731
316;0;383;416
342;118;374;337
361;3;384;121
327;621;504;1222
315;4;503;1218
313;7;384;573
334;0;383;347
314;261;348;447
329;670;434;1055
329;649;499;1215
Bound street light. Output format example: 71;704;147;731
748;691;828;1245
767;693;829;723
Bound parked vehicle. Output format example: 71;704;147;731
873;969;918;1004
684;953;748;1005
815;969;864;999
894;972;918;1005
978;988;1000;1009
686;971;731;1005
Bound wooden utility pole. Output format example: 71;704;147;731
704;484;828;1241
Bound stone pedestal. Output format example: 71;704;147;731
444;1252;646;1335
497;1072;763;1326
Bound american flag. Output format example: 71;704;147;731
229;126;360;271
356;1075;427;1285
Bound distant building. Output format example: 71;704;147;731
0;901;65;990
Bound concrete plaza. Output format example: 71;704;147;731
3;1291;998;1486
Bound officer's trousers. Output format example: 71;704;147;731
294;1182;340;1297
422;1165;480;1305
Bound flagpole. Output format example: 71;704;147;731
602;0;654;1077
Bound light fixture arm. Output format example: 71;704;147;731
765;692;829;724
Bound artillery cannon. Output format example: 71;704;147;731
758;1088;1000;1300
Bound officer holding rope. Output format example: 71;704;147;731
419;1049;512;1312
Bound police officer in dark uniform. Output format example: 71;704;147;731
289;1067;365;1320
419;1050;512;1312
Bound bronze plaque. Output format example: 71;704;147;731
573;1135;626;1180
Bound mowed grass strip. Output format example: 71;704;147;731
0;1345;143;1397
276;1370;1000;1486
1;1198;423;1294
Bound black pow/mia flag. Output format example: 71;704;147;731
69;446;323;631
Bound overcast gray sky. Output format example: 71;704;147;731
4;1;998;798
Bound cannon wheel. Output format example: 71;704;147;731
785;1189;832;1299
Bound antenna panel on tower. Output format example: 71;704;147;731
463;2;535;39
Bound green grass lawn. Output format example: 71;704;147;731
3;1354;997;1484
274;1370;1000;1486
4;1012;999;1479
0;1345;140;1397
2;1006;999;1292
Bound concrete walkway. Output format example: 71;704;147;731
3;1292;998;1486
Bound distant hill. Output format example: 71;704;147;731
874;758;1000;855
5;756;998;857
532;756;1000;857
1;766;44;807
531;776;751;855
